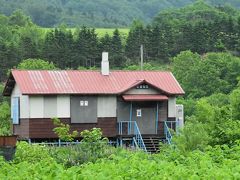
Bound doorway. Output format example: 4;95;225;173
132;102;156;134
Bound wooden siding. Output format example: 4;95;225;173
157;121;164;136
15;117;117;139
13;119;30;139
159;101;168;122
158;101;168;136
97;117;117;137
29;118;69;139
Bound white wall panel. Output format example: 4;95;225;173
168;97;176;117
20;95;29;118
30;96;44;118
97;96;116;117
44;96;57;118
57;95;70;118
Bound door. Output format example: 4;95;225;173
133;102;156;134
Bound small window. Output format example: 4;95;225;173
136;109;142;117
80;101;84;106
136;84;149;89
80;100;88;106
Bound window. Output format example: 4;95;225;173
12;97;20;124
136;84;149;89
136;109;142;117
80;100;88;107
80;101;84;106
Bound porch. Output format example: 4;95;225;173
117;94;174;136
117;120;179;153
116;94;179;153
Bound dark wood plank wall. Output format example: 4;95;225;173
158;101;168;136
98;117;117;137
14;117;117;139
13;119;30;139
29;118;71;139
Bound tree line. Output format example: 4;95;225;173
0;0;239;27
1;2;240;81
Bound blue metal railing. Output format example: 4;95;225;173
164;120;179;144
164;121;172;144
118;121;147;152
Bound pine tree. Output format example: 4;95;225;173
111;29;124;67
74;27;100;68
125;20;146;64
100;33;112;52
20;36;38;59
42;28;74;69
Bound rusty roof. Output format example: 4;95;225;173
3;70;185;95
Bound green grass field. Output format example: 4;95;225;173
95;28;129;37
41;28;129;38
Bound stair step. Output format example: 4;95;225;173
147;148;157;150
141;136;167;153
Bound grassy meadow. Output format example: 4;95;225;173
41;28;129;38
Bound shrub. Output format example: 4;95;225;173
49;128;114;167
173;120;211;153
0;102;11;136
14;141;53;164
52;118;78;142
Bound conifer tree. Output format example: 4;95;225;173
111;29;124;67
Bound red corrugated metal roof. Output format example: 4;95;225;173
8;70;184;95
122;95;168;101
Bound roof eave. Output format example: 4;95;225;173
2;72;15;96
118;79;172;96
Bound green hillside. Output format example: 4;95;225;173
0;0;240;27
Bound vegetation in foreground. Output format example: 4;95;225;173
1;139;240;179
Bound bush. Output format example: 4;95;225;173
1;142;240;179
0;102;11;136
173;120;211;153
49;128;114;167
14;141;53;164
78;146;240;179
52;118;78;142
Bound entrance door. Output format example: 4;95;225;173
133;102;156;134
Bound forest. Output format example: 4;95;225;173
0;1;240;179
0;0;240;27
1;1;240;81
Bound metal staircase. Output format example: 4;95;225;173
142;136;166;153
118;121;147;152
118;120;178;153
